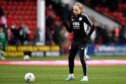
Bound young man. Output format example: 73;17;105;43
64;3;95;81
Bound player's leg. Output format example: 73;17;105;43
79;45;88;81
0;50;3;59
0;40;6;60
85;46;90;60
0;49;5;60
0;27;6;60
66;42;78;81
68;48;78;74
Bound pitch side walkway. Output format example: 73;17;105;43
1;60;126;66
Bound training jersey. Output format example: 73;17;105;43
65;14;93;41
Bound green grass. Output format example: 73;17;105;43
4;55;126;61
0;56;126;84
0;65;126;84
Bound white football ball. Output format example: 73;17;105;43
23;55;30;61
24;73;35;83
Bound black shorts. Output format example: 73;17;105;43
70;40;87;51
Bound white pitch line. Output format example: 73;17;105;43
1;60;126;66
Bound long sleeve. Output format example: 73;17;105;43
64;22;73;33
83;14;93;27
86;25;95;39
82;14;95;39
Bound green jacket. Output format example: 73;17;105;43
0;33;6;49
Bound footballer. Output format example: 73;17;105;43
64;3;95;81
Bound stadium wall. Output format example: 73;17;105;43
88;44;126;56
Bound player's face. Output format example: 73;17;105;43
73;5;81;16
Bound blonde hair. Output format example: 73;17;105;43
73;3;84;13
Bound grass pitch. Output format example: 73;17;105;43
0;56;126;84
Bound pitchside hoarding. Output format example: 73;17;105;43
4;46;60;57
4;45;126;56
94;45;126;56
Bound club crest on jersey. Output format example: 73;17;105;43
79;17;82;21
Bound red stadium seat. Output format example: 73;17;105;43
95;4;126;25
0;0;37;41
23;16;29;20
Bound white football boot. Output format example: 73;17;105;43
65;74;75;81
80;76;88;82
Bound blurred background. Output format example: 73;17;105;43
0;0;126;57
1;0;126;84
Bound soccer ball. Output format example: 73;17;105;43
23;55;30;61
24;73;35;83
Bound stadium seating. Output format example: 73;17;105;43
118;3;126;12
0;0;37;40
95;4;126;25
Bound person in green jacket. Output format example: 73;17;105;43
0;27;6;60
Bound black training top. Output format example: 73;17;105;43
64;13;94;41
